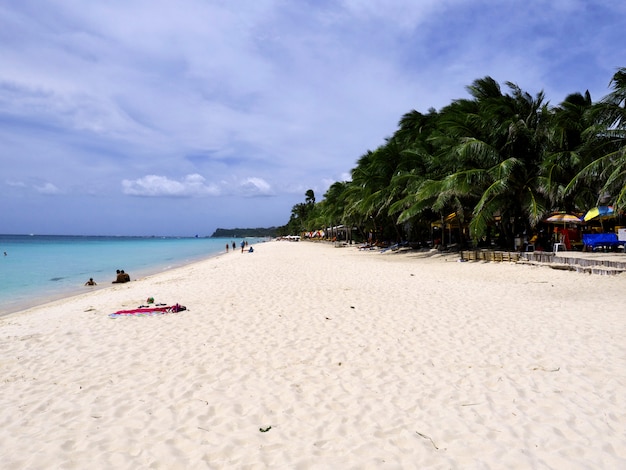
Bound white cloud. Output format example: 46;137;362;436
120;173;274;198
122;174;219;197
35;182;61;194
6;180;27;188
237;177;273;197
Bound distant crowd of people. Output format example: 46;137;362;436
225;240;254;253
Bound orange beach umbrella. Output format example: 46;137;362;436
543;213;582;224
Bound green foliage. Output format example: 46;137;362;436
280;69;626;249
278;189;318;235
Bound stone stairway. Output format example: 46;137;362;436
460;250;626;275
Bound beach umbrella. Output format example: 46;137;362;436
583;205;614;222
543;213;583;224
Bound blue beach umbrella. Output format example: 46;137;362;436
583;206;614;222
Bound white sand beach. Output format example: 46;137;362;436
1;241;625;469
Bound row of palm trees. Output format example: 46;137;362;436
280;68;626;249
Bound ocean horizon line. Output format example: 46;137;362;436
0;233;223;239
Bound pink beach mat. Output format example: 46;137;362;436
108;304;186;318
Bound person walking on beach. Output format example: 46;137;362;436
232;241;236;251
225;243;229;253
241;240;245;253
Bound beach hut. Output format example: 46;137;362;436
431;212;464;246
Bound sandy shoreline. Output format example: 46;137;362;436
0;248;228;318
1;241;625;469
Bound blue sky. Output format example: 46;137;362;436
2;0;625;236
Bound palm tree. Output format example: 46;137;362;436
301;69;626;246
387;109;449;241
343;150;381;239
597;67;626;129
542;91;598;212
565;68;626;209
347;139;418;241
413;77;551;247
305;189;315;205
319;182;348;225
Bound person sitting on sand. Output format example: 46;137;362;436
85;278;97;286
121;270;130;282
112;269;126;284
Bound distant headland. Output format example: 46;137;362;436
210;227;278;238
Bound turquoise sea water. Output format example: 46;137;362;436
0;235;261;316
